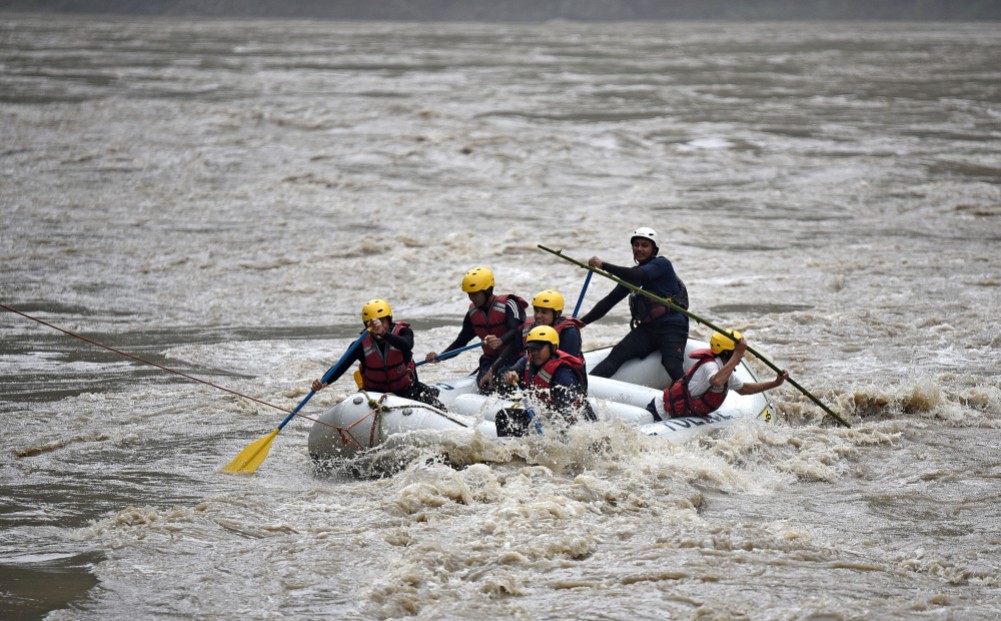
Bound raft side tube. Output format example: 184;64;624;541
307;392;486;461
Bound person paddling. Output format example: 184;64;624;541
497;325;596;436
646;330;788;420
312;299;444;409
425;267;527;394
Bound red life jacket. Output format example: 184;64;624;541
361;322;416;393
662;349;727;418
468;294;528;357
523;350;588;404
520;316;585;347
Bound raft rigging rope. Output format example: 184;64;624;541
0;302;339;431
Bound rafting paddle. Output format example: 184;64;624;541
572;271;593;318
538;244;850;428
224;331;366;474
418;341;483;366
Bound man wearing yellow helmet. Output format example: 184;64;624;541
647;330;788;420
497;325;595;436
520;289;585;358
580;227;690;382
311;299;444;409
425;267;528;394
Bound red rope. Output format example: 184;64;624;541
337;409;377;450
0;302;340;430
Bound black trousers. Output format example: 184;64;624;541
399;382;446;411
590;321;688;383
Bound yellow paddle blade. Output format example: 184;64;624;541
353;369;363;389
223;428;279;474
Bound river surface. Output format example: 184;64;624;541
1;14;1000;620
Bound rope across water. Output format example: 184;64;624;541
0;303;342;433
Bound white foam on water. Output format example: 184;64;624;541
3;16;1000;621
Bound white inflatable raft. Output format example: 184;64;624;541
307;339;776;465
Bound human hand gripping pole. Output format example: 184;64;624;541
224;331;367;474
537;244;850;428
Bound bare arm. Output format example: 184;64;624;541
710;337;788;395
736;370;789;396
708;338;747;389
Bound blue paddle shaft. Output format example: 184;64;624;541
279;331;366;431
276;391;314;431
572;271;593;318
416;341;483;366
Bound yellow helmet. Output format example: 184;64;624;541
531;289;564;313
461;267;495;293
361;299;392;323
526;325;560;349
710;330;743;355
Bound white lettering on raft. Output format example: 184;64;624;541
654;410;735;432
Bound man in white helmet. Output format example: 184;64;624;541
579;227;690;383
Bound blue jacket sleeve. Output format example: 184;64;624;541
557;326;582;358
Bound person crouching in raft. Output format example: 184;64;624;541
496;325;596;436
312;299;445;410
646;330;788;421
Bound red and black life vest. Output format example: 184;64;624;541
468;294;528;357
523;350;588;404
520;316;585;347
662;348;727;418
361;322;416;393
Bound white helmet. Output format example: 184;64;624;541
630;227;659;251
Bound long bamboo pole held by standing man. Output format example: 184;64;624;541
537;245;850;428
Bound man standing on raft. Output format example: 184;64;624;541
579;227;690;383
